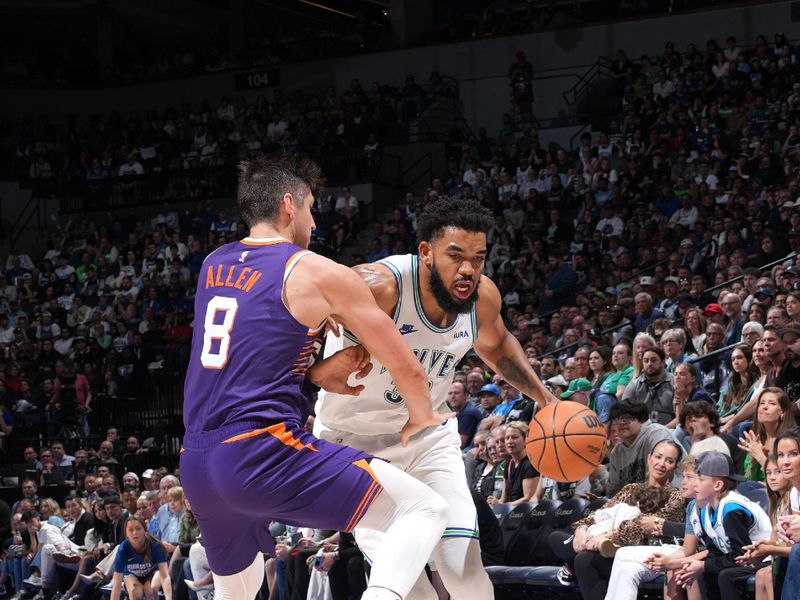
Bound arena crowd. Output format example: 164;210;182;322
3;25;800;600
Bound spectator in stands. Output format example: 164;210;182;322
763;324;800;411
487;421;538;507
549;439;683;592
152;480;183;558
675;451;770;600
631;333;656;379
721;291;747;346
11;479;39;514
21;507;82;598
718;344;759;435
606;400;674;497
660;328;692;374
696;322;730;399
684;307;707;352
739;387;794;481
447;381;483;449
52;358;91;437
622;348;675;426
606;455;701;600
634;293;663;333
108;514;172;600
472;431;505;502
538;252;577;313
681;400;731;457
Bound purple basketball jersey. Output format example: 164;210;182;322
183;237;322;433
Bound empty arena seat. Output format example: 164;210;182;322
499;501;537;548
527;499;561;529
739;482;769;513
487;499;562;582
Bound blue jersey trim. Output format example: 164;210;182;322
380;259;403;324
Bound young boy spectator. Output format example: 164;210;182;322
675;451;772;600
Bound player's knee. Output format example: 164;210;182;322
420;490;449;525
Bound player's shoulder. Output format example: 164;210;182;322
352;261;399;313
288;250;345;281
475;274;502;324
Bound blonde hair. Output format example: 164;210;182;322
505;421;529;439
39;498;63;520
166;485;185;503
681;454;697;474
661;328;686;347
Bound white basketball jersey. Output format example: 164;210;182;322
315;254;477;435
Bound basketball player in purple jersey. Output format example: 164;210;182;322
181;154;451;600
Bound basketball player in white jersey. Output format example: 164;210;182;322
314;198;559;600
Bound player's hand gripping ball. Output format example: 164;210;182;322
526;401;607;482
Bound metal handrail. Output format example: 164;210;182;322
561;56;613;107
536;318;634;360
705;251;797;294
534;239;713;322
687;341;740;364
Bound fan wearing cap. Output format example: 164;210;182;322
474;383;500;414
560;378;592;406
674;451;772;600
655;277;681;320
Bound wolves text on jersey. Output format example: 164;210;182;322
381;348;458;405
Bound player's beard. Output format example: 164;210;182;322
429;259;480;314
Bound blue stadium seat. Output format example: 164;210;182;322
739;482;769;513
487;499;566;586
492;502;514;521
499;501;538;549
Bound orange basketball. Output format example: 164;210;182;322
526;401;607;482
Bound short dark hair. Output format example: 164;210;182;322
237;153;324;227
642;346;665;362
416;198;494;244
609;399;650;423
20;509;38;523
679;400;721;433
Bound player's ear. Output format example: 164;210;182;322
281;192;296;218
418;241;432;266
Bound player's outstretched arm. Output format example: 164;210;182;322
473;275;559;406
285;253;448;442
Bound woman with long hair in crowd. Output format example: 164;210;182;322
735;453;793;600
588;346;616;424
786;290;800;322
721;339;771;436
605;455;705;600
717;344;758;429
684;308;707;353
749;303;767;324
739;387;795;481
109;515;172;600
